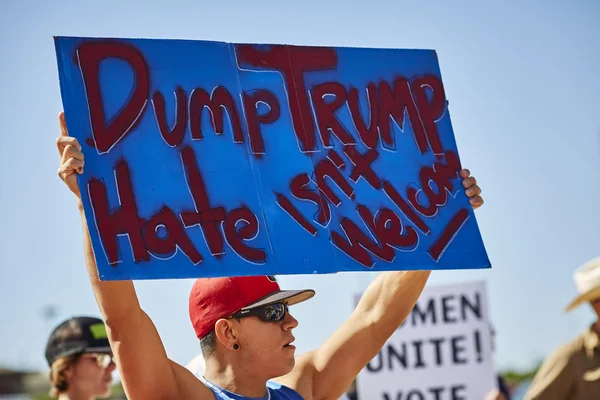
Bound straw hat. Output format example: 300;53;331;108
565;257;600;312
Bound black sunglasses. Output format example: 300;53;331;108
230;303;289;322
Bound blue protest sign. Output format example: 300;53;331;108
54;37;490;280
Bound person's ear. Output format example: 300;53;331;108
214;319;241;351
64;363;75;383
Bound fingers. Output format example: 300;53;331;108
56;112;82;157
56;111;84;197
60;143;84;170
57;158;84;180
462;176;477;189
56;136;83;157
57;137;82;158
469;195;484;210
59;111;68;137
57;120;85;173
460;168;484;209
466;184;481;197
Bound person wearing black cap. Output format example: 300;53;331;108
45;316;116;399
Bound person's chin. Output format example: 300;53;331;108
284;354;296;371
273;356;296;375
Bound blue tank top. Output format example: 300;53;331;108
200;376;304;400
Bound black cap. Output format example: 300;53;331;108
44;316;111;366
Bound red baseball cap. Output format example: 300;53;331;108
189;275;315;339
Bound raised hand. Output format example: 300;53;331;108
460;168;483;210
56;111;84;198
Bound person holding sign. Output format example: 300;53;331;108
44;316;116;399
55;110;484;400
524;257;600;400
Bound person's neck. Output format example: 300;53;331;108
58;390;94;400
204;358;269;398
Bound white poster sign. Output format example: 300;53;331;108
356;280;497;400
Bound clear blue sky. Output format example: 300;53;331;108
1;0;599;375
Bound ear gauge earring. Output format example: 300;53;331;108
233;343;240;350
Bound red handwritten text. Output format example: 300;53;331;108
87;147;266;266
74;40;466;269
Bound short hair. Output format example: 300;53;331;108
200;316;241;358
48;353;80;397
200;330;217;358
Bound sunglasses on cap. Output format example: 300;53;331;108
230;303;289;322
80;353;114;369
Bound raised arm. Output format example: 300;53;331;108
56;112;210;400
276;170;483;400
